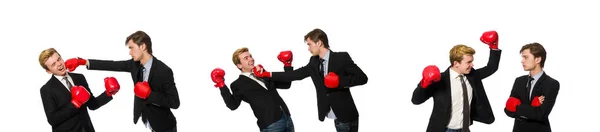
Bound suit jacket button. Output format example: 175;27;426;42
326;94;330;97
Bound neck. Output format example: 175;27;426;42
318;48;329;59
528;66;543;77
242;69;252;73
140;53;152;65
450;67;462;75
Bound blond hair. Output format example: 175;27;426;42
39;48;60;70
449;44;475;65
232;47;249;65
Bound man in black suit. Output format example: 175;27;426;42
64;31;180;132
210;47;295;132
504;42;559;132
39;48;119;132
253;28;368;132
411;31;501;132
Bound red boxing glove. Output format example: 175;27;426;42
70;85;90;109
65;57;87;72
480;30;499;50
134;81;151;99
104;77;120;97
505;97;521;112
531;96;541;107
211;68;226;88
252;64;271;78
277;50;293;67
324;72;340;88
420;65;441;88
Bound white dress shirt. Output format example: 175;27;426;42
447;69;473;129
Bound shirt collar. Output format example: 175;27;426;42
142;56;154;70
531;70;544;80
321;50;331;61
53;72;71;80
449;68;463;80
241;72;252;76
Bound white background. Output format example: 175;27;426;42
1;0;598;131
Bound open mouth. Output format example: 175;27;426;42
59;65;65;71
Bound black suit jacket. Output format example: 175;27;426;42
411;49;501;132
220;66;293;130
270;51;368;122
504;73;560;132
87;56;180;132
40;73;113;132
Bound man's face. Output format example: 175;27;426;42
306;39;320;56
127;40;145;61
44;53;67;76
454;55;474;74
521;49;540;71
236;52;255;72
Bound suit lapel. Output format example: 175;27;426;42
68;73;81;86
49;75;71;96
240;75;268;91
442;68;452;108
530;73;547;100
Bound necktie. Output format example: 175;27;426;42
64;76;73;91
319;58;325;77
138;66;146;82
526;76;535;101
458;75;470;132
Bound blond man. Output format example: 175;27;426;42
38;48;120;132
411;31;501;132
210;47;295;132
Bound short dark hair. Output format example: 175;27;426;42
126;31;153;54
520;42;547;68
304;28;329;48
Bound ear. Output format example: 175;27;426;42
140;43;146;51
452;61;460;67
534;57;542;64
236;64;243;69
46;70;52;74
317;40;323;47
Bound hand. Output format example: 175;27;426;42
277;50;293;67
65;57;87;72
211;68;226;88
324;72;340;88
70;85;90;108
480;30;499;50
531;95;544;107
505;97;521;112
420;65;441;88
104;77;120;97
252;64;271;78
134;81;151;99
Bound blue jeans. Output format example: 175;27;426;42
261;112;294;132
334;119;359;132
446;128;463;132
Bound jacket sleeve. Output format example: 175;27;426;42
145;68;180;109
219;84;244;110
87;59;134;72
475;49;501;79
336;52;368;89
